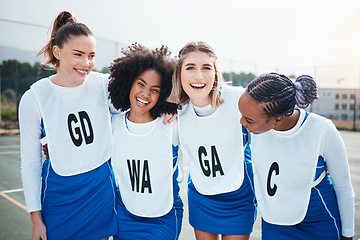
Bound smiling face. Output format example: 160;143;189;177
180;51;216;107
53;35;96;87
128;69;161;123
238;91;280;134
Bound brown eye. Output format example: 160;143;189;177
152;88;160;93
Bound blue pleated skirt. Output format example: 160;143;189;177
113;189;183;240
261;175;342;240
41;158;118;240
188;155;257;235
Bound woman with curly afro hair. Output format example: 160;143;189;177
108;43;178;120
108;43;184;240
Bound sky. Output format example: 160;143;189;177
1;0;360;88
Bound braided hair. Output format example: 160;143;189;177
247;73;318;117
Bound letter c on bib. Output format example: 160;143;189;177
267;162;279;197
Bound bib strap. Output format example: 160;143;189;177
312;170;326;187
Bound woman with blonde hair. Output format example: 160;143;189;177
168;41;257;240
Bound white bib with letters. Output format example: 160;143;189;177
178;85;244;195
30;72;112;176
251;111;330;225
111;113;174;217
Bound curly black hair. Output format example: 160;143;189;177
108;43;178;119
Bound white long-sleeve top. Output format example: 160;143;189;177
252;109;355;237
320;120;355;237
19;73;116;213
300;110;355;237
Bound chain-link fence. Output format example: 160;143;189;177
1;18;359;130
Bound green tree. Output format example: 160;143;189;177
2;89;16;101
223;72;257;87
289;74;297;79
100;66;110;74
0;60;56;120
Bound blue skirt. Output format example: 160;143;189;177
113;189;183;240
188;156;257;235
113;144;184;240
41;159;118;240
262;175;341;240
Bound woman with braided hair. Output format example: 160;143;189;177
238;72;355;240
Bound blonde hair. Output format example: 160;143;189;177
167;41;224;108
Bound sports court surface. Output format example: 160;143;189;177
0;131;359;239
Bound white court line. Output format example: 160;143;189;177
0;145;20;149
2;188;24;194
0;151;20;155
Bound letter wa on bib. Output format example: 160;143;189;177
30;72;112;176
111;114;174;217
251;113;330;225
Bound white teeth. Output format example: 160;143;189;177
137;98;149;104
191;83;205;88
77;69;87;74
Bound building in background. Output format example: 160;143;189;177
310;88;360;130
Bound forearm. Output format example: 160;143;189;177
30;211;43;225
21;157;43;212
322;124;355;237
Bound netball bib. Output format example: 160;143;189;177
112;114;174;217
178;85;245;195
30;72;112;176
251;111;331;225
